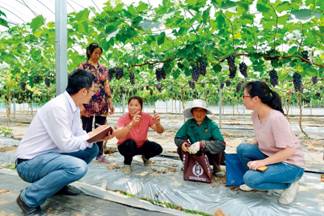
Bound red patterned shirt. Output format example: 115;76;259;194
79;62;110;116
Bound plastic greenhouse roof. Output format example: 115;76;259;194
0;0;162;27
0;0;108;26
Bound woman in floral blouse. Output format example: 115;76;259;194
79;43;115;162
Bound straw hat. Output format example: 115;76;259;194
183;99;212;118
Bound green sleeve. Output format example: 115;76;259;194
174;120;189;147
210;120;224;141
203;120;225;154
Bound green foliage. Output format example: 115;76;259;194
30;15;45;32
0;0;323;106
0;9;9;28
0;126;13;137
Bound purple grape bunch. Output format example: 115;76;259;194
236;82;243;92
188;80;195;89
227;55;237;79
311;76;318;85
192;65;200;81
155;67;166;82
293;72;303;92
108;68;115;81
269;69;278;87
220;82;225;89
44;78;51;87
115;67;124;80
225;80;231;87
129;71;135;85
301;51;309;61
239;62;248;78
198;58;207;76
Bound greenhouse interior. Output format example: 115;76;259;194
0;0;323;216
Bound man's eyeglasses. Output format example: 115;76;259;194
242;95;251;99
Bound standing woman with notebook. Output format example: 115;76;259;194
79;43;115;163
237;81;304;204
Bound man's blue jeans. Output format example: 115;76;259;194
16;145;98;207
236;143;304;190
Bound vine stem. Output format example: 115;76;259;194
269;4;279;50
297;92;309;138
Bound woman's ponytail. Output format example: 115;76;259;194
244;81;284;114
269;90;284;114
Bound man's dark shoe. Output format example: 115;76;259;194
55;185;81;196
16;194;42;216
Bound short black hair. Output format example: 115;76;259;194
66;69;95;95
128;96;143;110
86;42;103;60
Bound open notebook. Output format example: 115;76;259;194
87;125;113;143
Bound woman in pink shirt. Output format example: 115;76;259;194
237;81;304;205
114;96;165;173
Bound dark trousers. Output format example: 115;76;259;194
177;146;225;173
81;115;107;157
117;139;163;165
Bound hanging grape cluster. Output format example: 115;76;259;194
269;69;278;87
311;76;318;85
33;75;42;84
115;67;124;80
301;51;309;61
293;72;303;92
226;55;236;79
188;80;195;89
155;67;166;81
236;82;243;92
129;72;135;85
44;78;51;87
239;62;248;78
191;65;200;81
108;68;115;81
220;82;225;89
190;58;208;82
198;58;207;76
19;82;26;91
225;80;231;87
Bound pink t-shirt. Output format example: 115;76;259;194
117;112;154;147
252;110;304;167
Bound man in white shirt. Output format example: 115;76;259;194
15;69;111;215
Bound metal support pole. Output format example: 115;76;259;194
218;89;222;128
55;0;67;95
